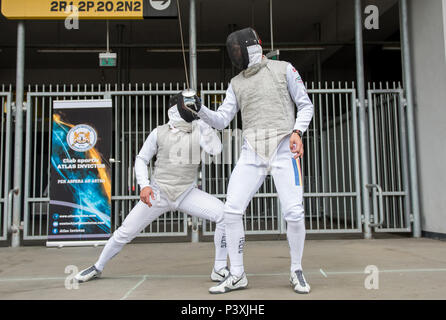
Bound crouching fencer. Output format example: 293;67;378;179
75;93;229;283
178;28;315;294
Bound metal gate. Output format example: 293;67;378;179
366;88;411;232
0;87;13;242
23;84;189;241
20;82;412;242
201;82;363;235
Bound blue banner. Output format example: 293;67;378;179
48;100;112;244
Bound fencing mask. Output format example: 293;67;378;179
226;27;262;70
170;90;201;123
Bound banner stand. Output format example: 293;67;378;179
46;241;108;248
47;99;113;247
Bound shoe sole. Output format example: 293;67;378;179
209;285;248;294
76;274;101;283
290;280;311;294
294;289;310;294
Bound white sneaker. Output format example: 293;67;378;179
290;270;311;294
75;265;102;283
210;267;230;282
209;272;248;294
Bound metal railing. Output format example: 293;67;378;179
6;80;412;243
22;83;190;240
367;84;411;232
0;86;13;242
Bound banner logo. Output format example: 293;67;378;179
67;124;97;152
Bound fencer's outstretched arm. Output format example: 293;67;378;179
286;64;314;134
134;128;158;190
197;84;239;130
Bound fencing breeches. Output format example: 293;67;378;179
224;136;306;276
94;184;226;272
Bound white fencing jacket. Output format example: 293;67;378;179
134;106;222;195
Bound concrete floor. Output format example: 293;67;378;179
0;238;445;300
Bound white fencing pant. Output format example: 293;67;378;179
94;183;227;272
224;135;306;276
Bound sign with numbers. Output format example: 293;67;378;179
1;0;178;20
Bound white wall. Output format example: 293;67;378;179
409;0;446;235
443;0;446;64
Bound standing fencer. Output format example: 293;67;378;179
75;93;230;283
179;28;314;294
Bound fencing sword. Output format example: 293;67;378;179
176;0;198;111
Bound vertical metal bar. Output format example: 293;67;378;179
398;92;411;229
386;92;397;228
189;0;197;91
12;21;25;247
0;94;4;239
355;0;372;238
31;94;37;237
3;93;12;240
325;86;332;229
393;92;404;228
126;84;133;219
256;195;260;231
345;87;354;229
121;91;125;226
47;92;53;236
311;87;319;230
379;94;390;228
148;86;153;234
155;84;160;234
269;0;274;51
318;86;324;230
400;0;421;237
0;94;4;238
113;91;118;231
339;89;347;229
23;88;32;240
39;92;46;236
351;90;362;231
306;93;312;230
331;87;340;229
367;91;379;230
135;85;139;198
200;86;206;202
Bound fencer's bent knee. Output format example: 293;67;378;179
112;226;135;244
215;211;225;225
224;200;245;216
212;199;225;225
282;203;305;222
224;212;243;225
287;219;305;233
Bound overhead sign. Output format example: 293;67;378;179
99;52;117;67
1;0;178;20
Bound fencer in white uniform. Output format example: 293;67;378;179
185;28;315;294
75;95;230;283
